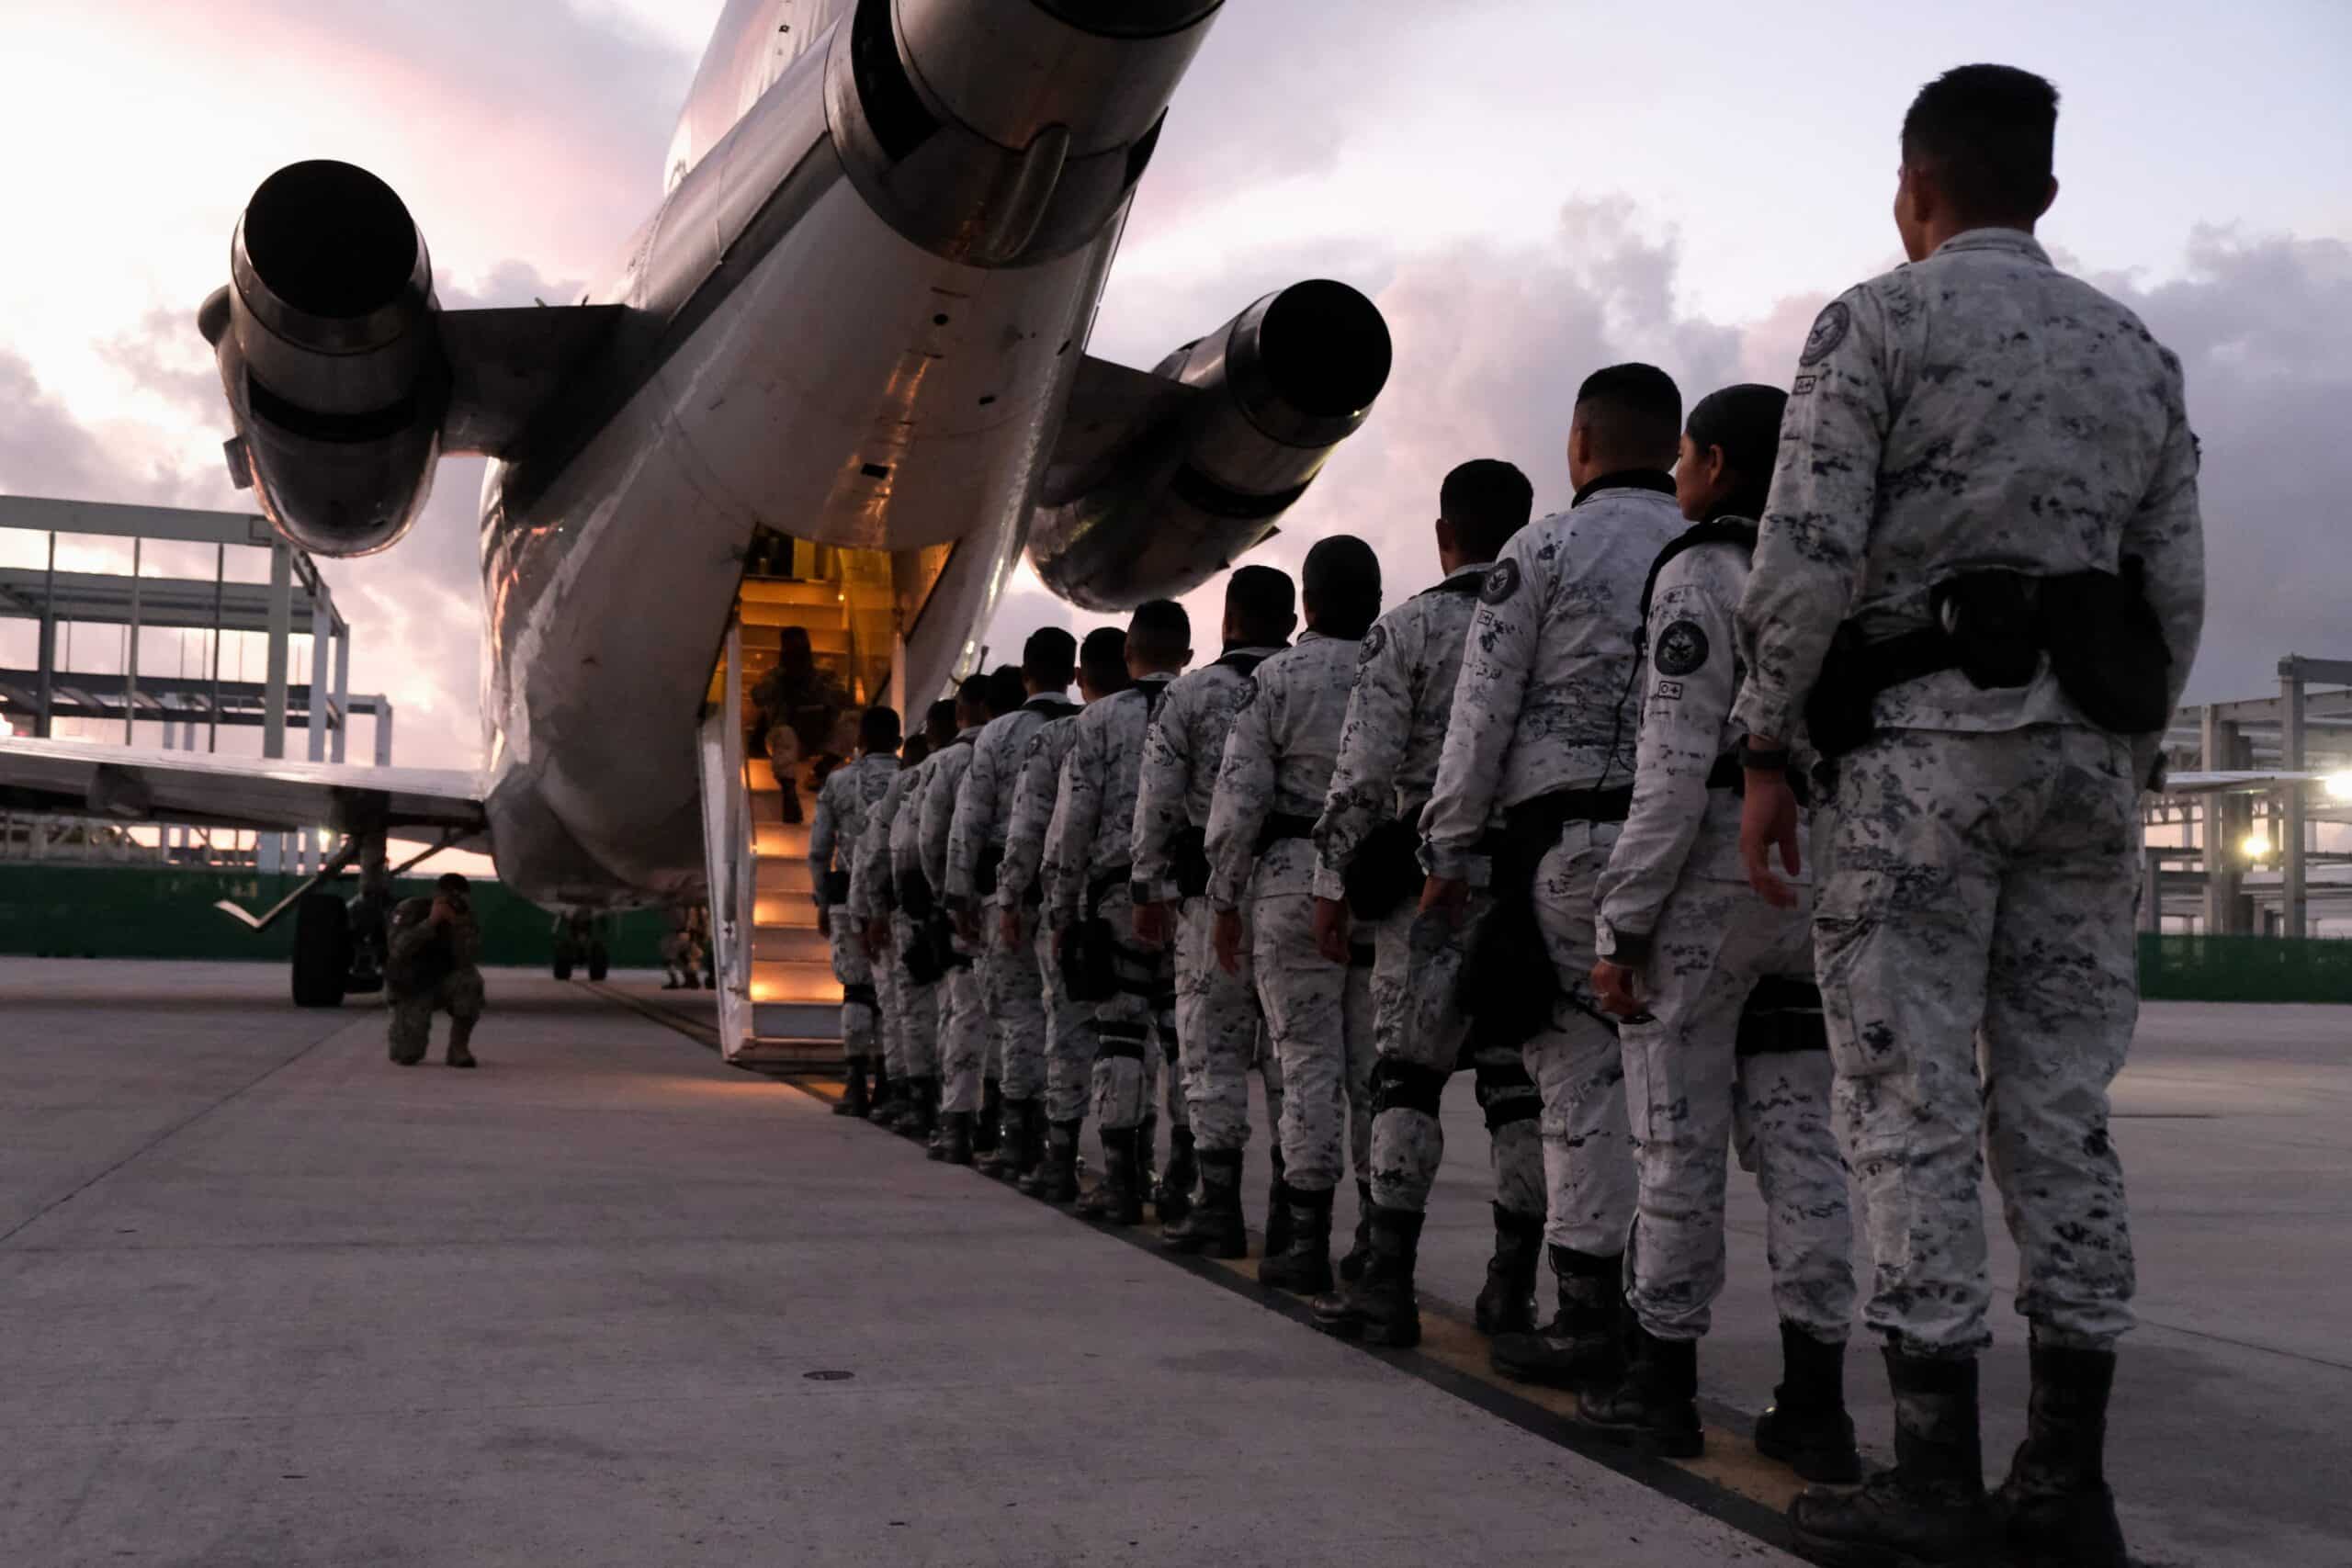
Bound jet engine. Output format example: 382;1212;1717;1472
1025;279;1393;610
201;160;447;558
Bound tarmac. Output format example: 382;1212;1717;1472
2;959;2345;1566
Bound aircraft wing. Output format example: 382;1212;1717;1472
2159;769;2334;796
0;737;486;840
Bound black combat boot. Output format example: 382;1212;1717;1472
974;1078;1002;1157
1075;1129;1145;1224
1992;1341;2127;1568
444;1019;479;1069
867;1064;892;1120
1029;1119;1083;1202
928;1111;974;1166
1790;1348;1992;1567
1156;1129;1197;1226
902;1077;938;1142
1577;1325;1703;1458
974;1096;1025;1179
1136;1110;1159;1214
1257;1184;1335;1295
1263;1152;1294;1258
1755;1322;1862;1483
1490;1246;1625;1389
868;1074;908;1129
1016;1099;1048;1183
1337;1179;1376;1282
1474;1203;1545;1336
1311;1203;1425;1347
833;1059;871;1117
1161;1148;1249;1258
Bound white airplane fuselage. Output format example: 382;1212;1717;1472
475;0;1133;906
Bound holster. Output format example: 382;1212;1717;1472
1340;814;1423;922
975;844;1003;899
898;870;935;922
1457;786;1632;1050
1060;871;1125;1003
821;868;852;907
1169;826;1212;900
2038;557;2173;734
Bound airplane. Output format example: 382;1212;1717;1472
0;0;1395;1049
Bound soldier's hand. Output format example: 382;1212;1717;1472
998;908;1023;950
816;906;832;939
429;897;454;926
1132;898;1172;949
1590;958;1646;1020
1312;897;1352;965
1739;767;1804;909
1213;908;1247;975
1419;874;1470;925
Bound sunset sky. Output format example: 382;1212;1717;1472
1;0;2346;770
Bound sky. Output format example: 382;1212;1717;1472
0;0;2347;773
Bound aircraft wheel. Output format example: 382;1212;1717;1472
553;955;575;981
291;893;353;1009
586;948;609;982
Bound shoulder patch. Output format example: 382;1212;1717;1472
1479;558;1521;606
1233;679;1258;712
1799;300;1850;367
1653;618;1710;677
1360;623;1388;662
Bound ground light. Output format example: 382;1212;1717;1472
2325;771;2352;802
2244;831;2273;862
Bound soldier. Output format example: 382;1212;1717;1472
661;901;704;990
811;705;902;1118
881;701;962;1141
1046;601;1190;1224
753;625;850;825
1205;536;1382;1294
1308;461;1545;1347
855;725;937;1131
1134;566;1296;1258
999;627;1127;1201
1565;384;1860;1478
1420;364;1688;1385
1736;67;2202;1567
386;873;485;1068
915;677;998;1163
948;630;1082;1181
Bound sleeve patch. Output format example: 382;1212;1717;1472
1791;374;1817;397
1480;558;1521;605
1233;679;1258;711
1798;300;1850;367
1360;623;1388;661
1654;680;1684;700
1653;619;1710;677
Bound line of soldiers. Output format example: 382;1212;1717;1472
808;66;2202;1568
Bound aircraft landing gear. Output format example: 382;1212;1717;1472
291;891;354;1008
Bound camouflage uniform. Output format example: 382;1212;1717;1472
1046;674;1182;1138
811;751;899;1063
386;896;485;1065
1594;535;1854;1343
949;695;1078;1111
1422;479;1685;1256
919;728;986;1117
1206;633;1375;1196
887;754;946;1082
1134;647;1291;1156
1315;565;1545;1222
997;714;1093;1126
1735;229;2205;1356
851;762;922;1084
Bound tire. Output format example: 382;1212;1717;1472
291;892;353;1009
553;956;575;980
586;948;609;982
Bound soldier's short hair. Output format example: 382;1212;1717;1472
987;663;1025;716
435;873;469;895
1225;565;1295;646
924;698;959;742
1022;626;1078;688
1573;363;1682;468
1903;64;2058;223
1127;600;1191;666
1303;535;1381;641
859;705;901;752
900;734;932;768
1080;626;1131;693
955;674;993;723
1440;459;1534;561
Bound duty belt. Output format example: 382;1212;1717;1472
1463;783;1634;1051
1502;784;1634;843
1255;812;1318;855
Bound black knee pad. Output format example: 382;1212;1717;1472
1737;976;1829;1056
1370;1057;1449;1119
1473;1058;1541;1132
842;983;878;1010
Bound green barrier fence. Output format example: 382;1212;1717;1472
2137;932;2352;1004
0;864;673;968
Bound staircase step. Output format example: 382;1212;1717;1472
746;759;778;792
755;859;816;896
753;925;832;964
741;615;851;653
740;579;842;610
754;897;823;930
753;821;811;858
750;1001;842;1044
752;958;842;1004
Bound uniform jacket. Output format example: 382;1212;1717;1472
916;727;984;893
1131;645;1288;905
1734;228;2206;742
810;752;899;906
1312;563;1489;903
1205;631;1361;910
995;714;1082;912
946;694;1078;906
851;763;922;921
1421;479;1685;878
1046;673;1176;922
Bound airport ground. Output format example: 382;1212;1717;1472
2;960;2344;1566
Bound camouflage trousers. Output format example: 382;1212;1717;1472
1820;726;2140;1355
872;918;907;1081
1175;895;1270;1155
984;907;1048;1102
387;968;485;1064
939;955;989;1115
827;904;877;1060
1249;846;1374;1193
1037;916;1098;1125
1527;821;1638;1255
1365;894;1545;1218
1087;882;1183;1137
1621;877;1854;1343
891;911;941;1079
